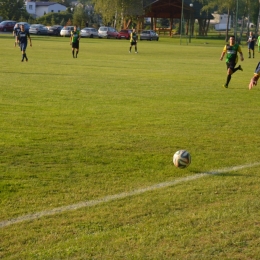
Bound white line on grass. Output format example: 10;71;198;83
1;162;259;228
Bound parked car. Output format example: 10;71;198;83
47;25;63;36
140;30;159;41
14;22;30;32
118;29;132;40
29;24;48;35
0;20;16;32
80;27;99;38
60;26;74;37
98;26;119;39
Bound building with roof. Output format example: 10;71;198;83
25;1;67;18
142;0;214;36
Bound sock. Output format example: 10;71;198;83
135;47;137;52
76;51;78;57
24;53;28;60
21;53;25;61
226;74;231;86
129;47;131;52
249;52;251;57
72;50;75;57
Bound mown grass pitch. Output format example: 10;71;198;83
1;34;260;259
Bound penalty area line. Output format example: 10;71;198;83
1;162;259;228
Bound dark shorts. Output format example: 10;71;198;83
72;41;79;49
20;42;27;51
248;43;255;50
226;61;236;71
130;42;137;46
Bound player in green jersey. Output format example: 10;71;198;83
70;25;81;58
220;36;244;88
129;28;138;53
257;35;260;53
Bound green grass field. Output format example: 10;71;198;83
1;34;260;259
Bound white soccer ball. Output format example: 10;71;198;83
173;150;191;169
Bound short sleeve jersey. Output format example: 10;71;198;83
14;27;21;36
18;30;30;44
130;32;137;43
71;30;80;43
223;44;241;63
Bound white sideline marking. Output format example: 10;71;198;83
1;162;259;228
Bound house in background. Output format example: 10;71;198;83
25;0;67;18
211;13;231;31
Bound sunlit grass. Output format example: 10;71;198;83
1;34;260;259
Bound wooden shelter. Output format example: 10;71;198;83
139;0;214;36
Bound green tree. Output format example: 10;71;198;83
200;0;237;41
0;0;28;20
36;11;73;25
200;0;259;40
72;5;88;28
92;0;143;29
51;15;56;25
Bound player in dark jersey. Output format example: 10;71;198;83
18;24;32;62
70;25;81;58
220;36;244;88
129;28;138;53
249;62;260;89
247;31;256;58
13;24;21;47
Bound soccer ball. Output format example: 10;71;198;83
173;150;191;169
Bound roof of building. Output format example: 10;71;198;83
35;2;66;7
143;0;213;20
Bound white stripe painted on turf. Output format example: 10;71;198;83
1;162;259;228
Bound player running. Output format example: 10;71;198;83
220;35;244;88
18;24;32;62
70;25;81;58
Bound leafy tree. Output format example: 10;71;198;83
199;0;237;41
60;18;65;26
0;0;28;20
92;0;143;29
28;16;35;24
36;11;73;25
92;0;118;26
72;5;88;28
200;0;260;40
51;15;56;25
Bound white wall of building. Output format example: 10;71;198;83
26;1;36;16
36;4;66;17
25;2;67;18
